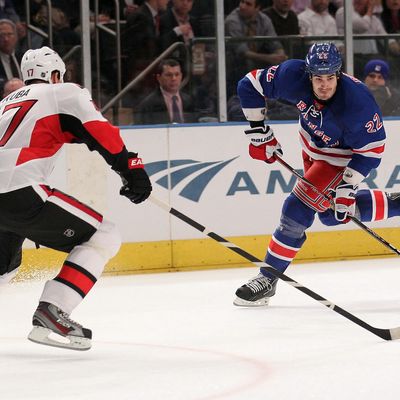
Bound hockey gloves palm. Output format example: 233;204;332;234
245;125;283;163
334;179;358;223
120;153;152;204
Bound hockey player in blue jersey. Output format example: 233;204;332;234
234;42;398;306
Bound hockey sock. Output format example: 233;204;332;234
355;189;399;221
261;194;314;280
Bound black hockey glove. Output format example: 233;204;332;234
119;153;152;204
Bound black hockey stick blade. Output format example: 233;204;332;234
274;155;400;256
149;195;400;341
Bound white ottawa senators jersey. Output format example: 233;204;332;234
0;83;126;193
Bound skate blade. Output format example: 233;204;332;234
27;326;91;351
233;296;271;307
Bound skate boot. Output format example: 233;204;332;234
234;273;278;307
28;302;92;351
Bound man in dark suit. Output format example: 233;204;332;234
135;58;198;124
159;0;202;51
0;19;22;93
122;0;169;106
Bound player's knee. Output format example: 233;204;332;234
86;219;121;260
278;213;308;239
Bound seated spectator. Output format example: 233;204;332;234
0;18;22;94
336;0;391;78
134;58;198;124
122;0;169;106
0;0;19;23
263;0;300;56
363;59;400;117
159;0;202;52
2;76;23;98
263;0;300;36
225;0;287;95
381;0;400;55
298;0;339;37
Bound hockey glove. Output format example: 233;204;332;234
119;153;152;204
334;179;358;223
245;125;283;163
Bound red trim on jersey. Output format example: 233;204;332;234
83;120;124;154
250;69;258;79
299;133;352;159
39;184;52;196
269;238;298;259
373;190;385;220
52;189;103;222
353;144;385;155
56;264;95;296
16;114;75;165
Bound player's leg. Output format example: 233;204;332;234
234;154;343;307
0;231;24;284
234;193;315;306
19;186;121;350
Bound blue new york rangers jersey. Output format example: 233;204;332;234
237;59;386;179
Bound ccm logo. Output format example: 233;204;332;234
128;157;144;169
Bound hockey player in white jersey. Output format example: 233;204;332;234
0;47;152;350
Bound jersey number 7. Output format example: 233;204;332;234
0;100;37;146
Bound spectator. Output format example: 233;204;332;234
263;0;300;36
1;76;23;97
30;4;80;56
122;0;169;106
159;0;202;51
0;0;19;23
363;59;400;116
0;19;21;93
381;0;400;34
263;0;300;56
381;0;400;56
298;0;339;37
335;0;390;78
135;58;198;124
225;0;287;95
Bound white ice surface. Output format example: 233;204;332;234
1;258;400;400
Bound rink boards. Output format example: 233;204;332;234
20;120;400;276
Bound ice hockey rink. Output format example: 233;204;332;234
1;258;400;400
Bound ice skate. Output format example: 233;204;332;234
234;273;278;307
28;302;92;351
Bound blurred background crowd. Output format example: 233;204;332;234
2;0;400;124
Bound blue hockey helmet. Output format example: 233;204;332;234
305;42;342;76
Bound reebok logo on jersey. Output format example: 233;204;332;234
128;157;144;169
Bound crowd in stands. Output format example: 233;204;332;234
1;0;400;121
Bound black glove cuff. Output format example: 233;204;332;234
249;120;265;128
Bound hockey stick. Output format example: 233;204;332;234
149;195;400;341
274;155;400;256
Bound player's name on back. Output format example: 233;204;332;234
2;88;31;103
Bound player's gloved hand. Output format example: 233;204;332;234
119;152;152;204
245;125;283;163
334;179;358;223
